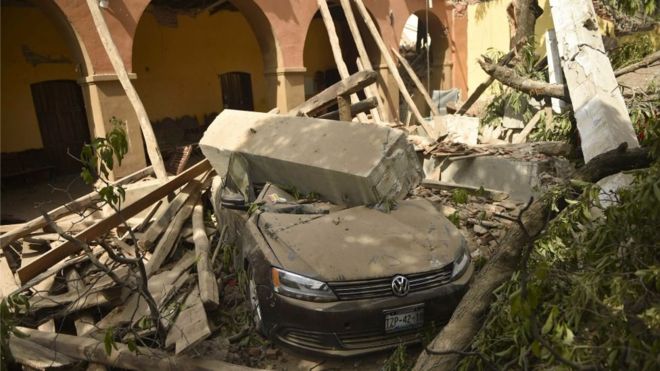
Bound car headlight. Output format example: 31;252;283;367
271;267;337;302
452;245;470;279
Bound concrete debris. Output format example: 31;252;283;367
596;172;635;208
200;109;423;206
549;0;639;163
439;115;479;146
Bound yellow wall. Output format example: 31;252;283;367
303;17;336;98
1;5;79;152
132;9;267;122
466;0;511;94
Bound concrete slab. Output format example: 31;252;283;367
440;156;554;202
200;110;423;206
440;115;479;146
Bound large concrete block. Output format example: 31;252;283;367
441;156;554;202
200;110;423;206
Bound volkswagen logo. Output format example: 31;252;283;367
391;275;410;297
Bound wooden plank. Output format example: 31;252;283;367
15;327;261;371
16;160;212;283
289;70;378;117
317;0;368;123
145;185;202;277
85;0;167;180
512;108;544;144
0;256;18;299
9;336;76;369
336;95;352;121
93;252;196;334
353;0;428;130
192;201;219;309
339;0;385;123
165;287;211;354
456;49;516;115
549;0;639;163
319;96;378;120
138;178;203;250
0;166;154;249
391;47;441;116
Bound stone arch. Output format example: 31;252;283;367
400;8;452;90
1;0;93;174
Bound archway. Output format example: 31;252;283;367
399;10;451;97
302;1;382;100
1;0;91;177
132;0;276;154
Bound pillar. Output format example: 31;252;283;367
264;67;307;113
79;74;147;180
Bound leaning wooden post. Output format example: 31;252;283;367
85;0;167;180
192;200;220;309
391;47;440;116
338;0;386;123
352;0;433;134
317;0;368;123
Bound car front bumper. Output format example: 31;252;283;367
256;262;474;357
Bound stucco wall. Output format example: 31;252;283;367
1;5;79;152
132;9;268;122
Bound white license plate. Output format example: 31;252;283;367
384;305;424;332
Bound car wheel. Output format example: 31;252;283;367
247;267;265;334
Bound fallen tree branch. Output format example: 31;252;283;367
478;57;569;101
613;50;660;77
413;145;652;371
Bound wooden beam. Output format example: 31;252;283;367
16;160;212;283
456;48;516;115
138;178;202;250
192;201;219;309
85;0;167;180
145;182;202;277
14;327;262;371
339;0;385;123
0;166;154;249
165;287;211;354
317;0;368;123
391;47;440;116
352;0;430;131
289;70;378;117
319;96;378;120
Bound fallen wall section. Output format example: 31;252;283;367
200;110;423;206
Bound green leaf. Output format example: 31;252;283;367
104;328;114;356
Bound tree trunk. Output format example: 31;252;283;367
511;0;543;48
413;146;652;371
478;57;569;100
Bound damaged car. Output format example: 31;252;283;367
219;180;473;356
202;109;474;356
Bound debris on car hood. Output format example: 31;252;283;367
257;199;463;282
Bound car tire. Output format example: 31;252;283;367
247;267;266;335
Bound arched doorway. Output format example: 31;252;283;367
302;1;382;100
399;10;451;99
1;0;91;177
132;0;275;153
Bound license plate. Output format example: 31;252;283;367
384;305;424;333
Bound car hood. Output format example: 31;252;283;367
256;199;465;282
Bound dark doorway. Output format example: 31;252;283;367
220;72;254;111
31;80;90;174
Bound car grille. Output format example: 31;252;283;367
328;264;454;300
279;328;421;351
279;329;335;350
338;330;420;349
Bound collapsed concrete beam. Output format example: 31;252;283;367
200;110;423;206
549;0;639;163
